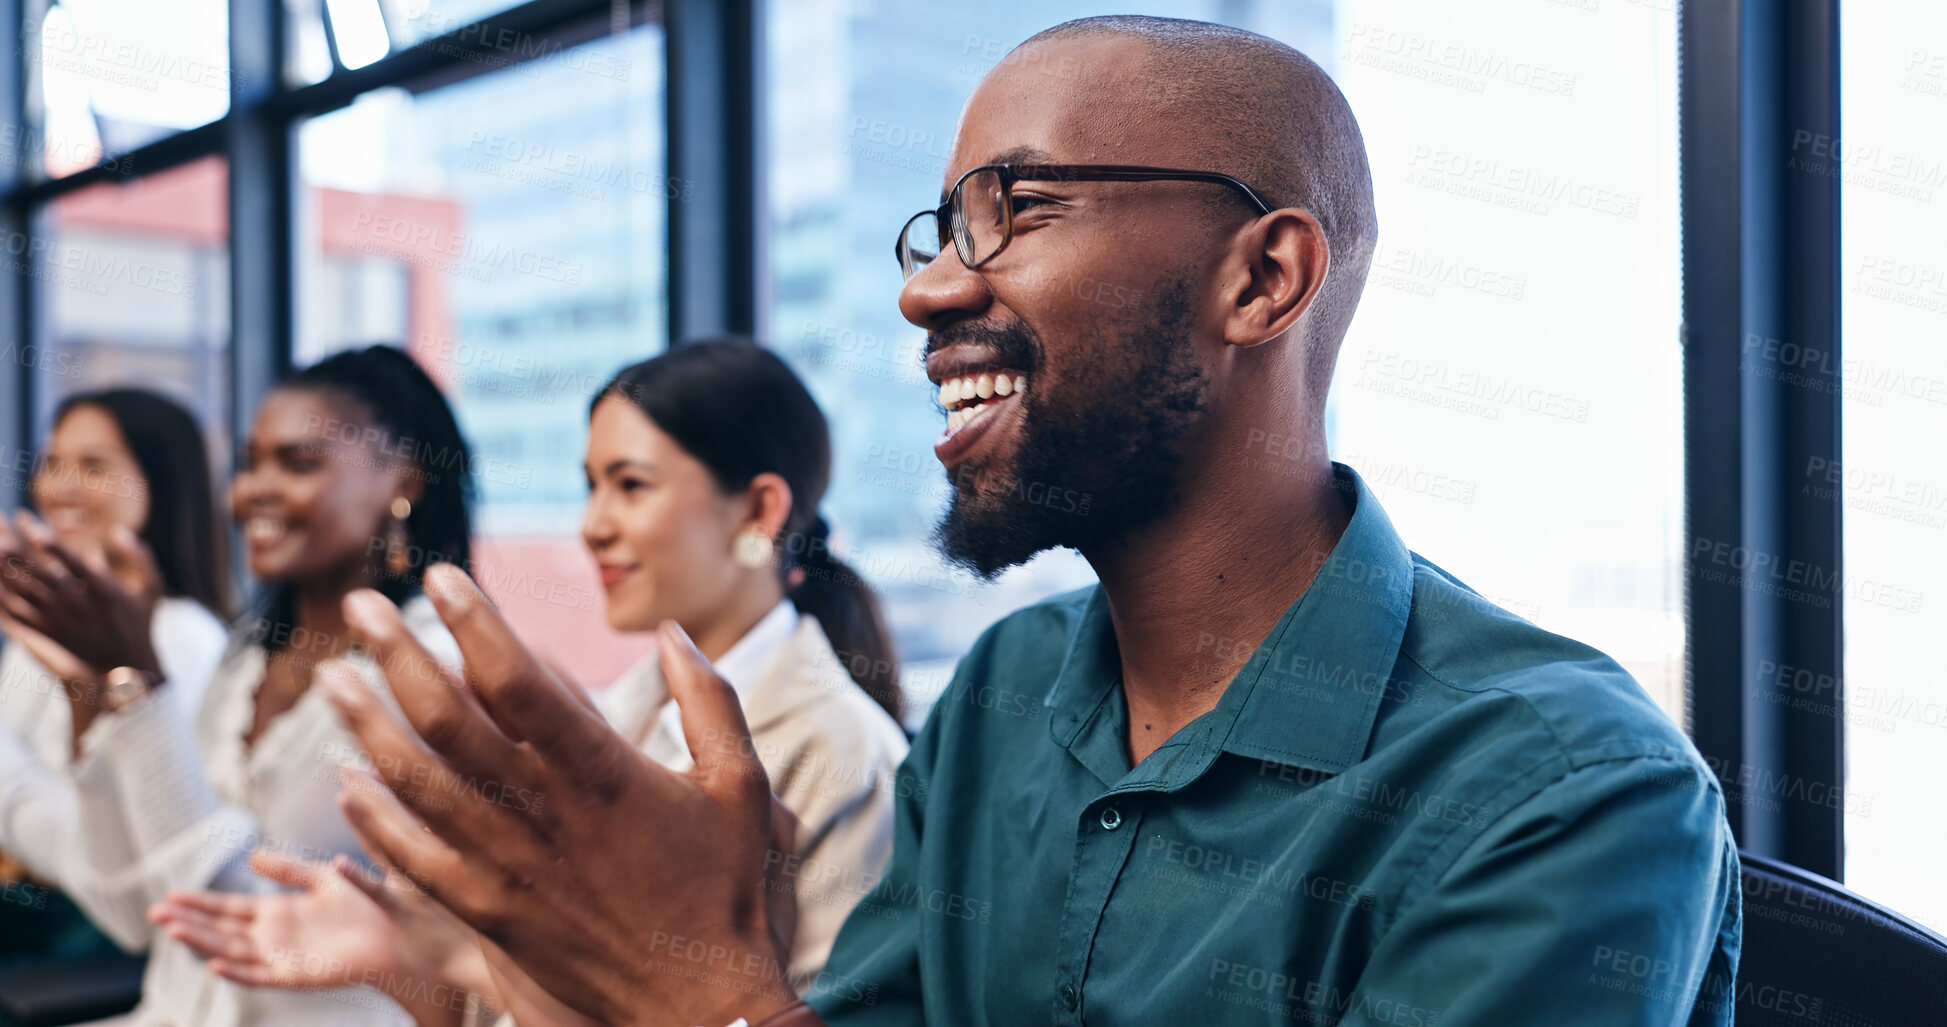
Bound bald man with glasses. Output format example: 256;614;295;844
318;16;1740;1027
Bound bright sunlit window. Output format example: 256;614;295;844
33;0;231;170
1839;1;1947;935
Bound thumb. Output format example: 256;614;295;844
657;620;769;803
105;524;163;595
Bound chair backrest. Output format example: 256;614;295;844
1732;850;1947;1026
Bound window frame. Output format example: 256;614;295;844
0;0;757;509
1681;1;1846;878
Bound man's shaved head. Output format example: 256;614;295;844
913;17;1375;577
1017;16;1377;393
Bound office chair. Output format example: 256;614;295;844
1732;850;1947;1026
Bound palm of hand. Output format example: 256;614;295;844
152;851;408;992
244;875;400;989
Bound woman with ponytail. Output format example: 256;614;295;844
156;338;909;1023
4;346;475;1025
573;336;909;989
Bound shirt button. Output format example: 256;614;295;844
1059;982;1078;1007
1099;807;1122;831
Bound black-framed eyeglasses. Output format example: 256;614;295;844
894;163;1276;279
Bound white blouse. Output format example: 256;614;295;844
0;597;227;880
60;595;461;1027
598;600;910;994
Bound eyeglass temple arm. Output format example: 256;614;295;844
1005;165;1275;215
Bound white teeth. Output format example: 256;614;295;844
963;402;992;428
246;518;286;541
938;372;1026;414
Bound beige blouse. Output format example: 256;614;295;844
596;600;911;994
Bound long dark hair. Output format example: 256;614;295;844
46;389;231;618
254;345;474;652
596;338;903;722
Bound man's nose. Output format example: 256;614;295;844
898;249;994;330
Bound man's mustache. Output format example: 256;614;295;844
923;320;1039;369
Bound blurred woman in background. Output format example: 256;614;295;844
155;337;910;1024
1;346;476;1026
0;390;230;958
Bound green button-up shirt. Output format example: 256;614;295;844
809;465;1741;1025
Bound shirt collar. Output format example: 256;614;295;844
603;600;801;748
1045;463;1415;784
711;598;801;695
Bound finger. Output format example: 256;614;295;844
11;513;67;581
40;538;117;609
12;511;51;555
321;662;503;848
769;795;801;858
39;535;101;585
154;889;259;924
658;619;771;805
340;588;507;771
336;772;476;918
0;587;51;631
330;852;395;908
206;958;292;990
538;652;602;717
0;548;62;610
162;914;258;964
105;523;165;595
248;848;324;891
420;563;615;765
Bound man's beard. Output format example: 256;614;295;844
933;276;1210;580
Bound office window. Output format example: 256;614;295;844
380;0;536;47
1839;2;1947;932
30;0;231;173
1329;0;1682;718
284;0;543;77
295;23;667;685
31;156;232;464
766;0;1683;727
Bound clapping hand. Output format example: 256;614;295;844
0;514;165;741
0;513;163;675
320;563;805;1027
150;847;498;1025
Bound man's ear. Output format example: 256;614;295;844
1221;208;1330;349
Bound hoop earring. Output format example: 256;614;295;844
386;497;413;577
734;530;774;570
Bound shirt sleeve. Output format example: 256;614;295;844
1342;755;1742;1027
0;725;84;880
803;705;938;1024
150;599;231;721
64;684;257;952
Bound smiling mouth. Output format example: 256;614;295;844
598;564;638;587
42;508;92;534
244;516;293;547
938;370;1028;432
